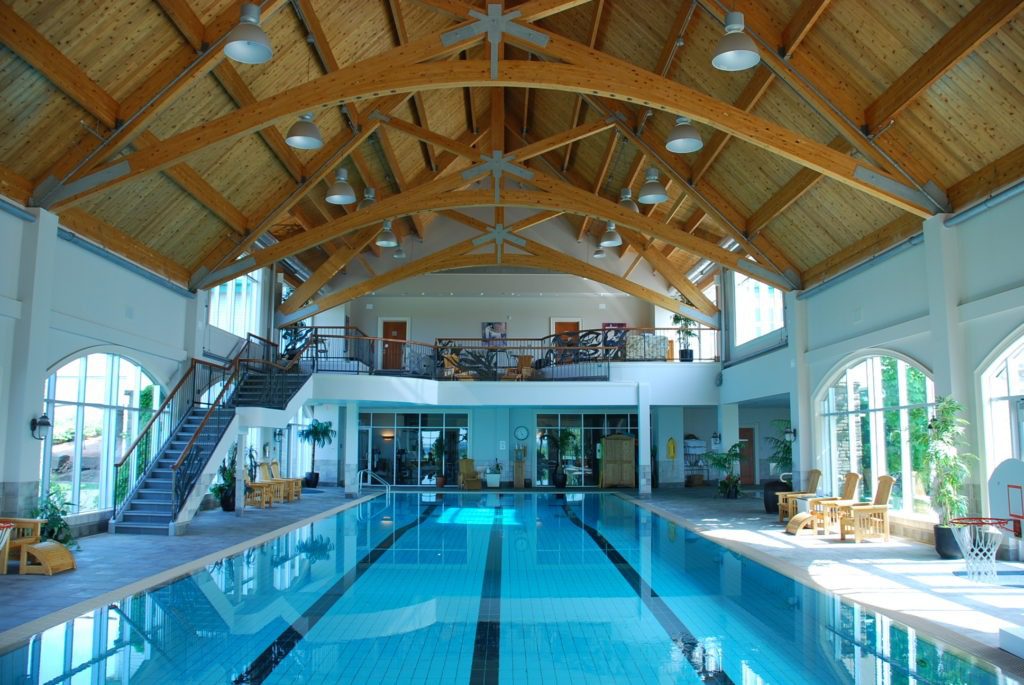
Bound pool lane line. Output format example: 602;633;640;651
561;504;734;685
470;499;504;685
233;503;439;685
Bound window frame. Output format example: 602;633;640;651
722;269;788;364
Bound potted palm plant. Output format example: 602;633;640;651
924;396;975;559
762;420;794;513
298;418;337;488
671;313;697;362
210;444;239;511
705;442;744;498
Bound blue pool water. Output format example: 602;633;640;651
1;493;1018;684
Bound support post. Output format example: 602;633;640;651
637;382;652;496
344;401;360;496
234;429;247;516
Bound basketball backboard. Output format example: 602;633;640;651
989;458;1024;537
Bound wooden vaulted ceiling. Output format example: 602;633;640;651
0;0;1022;324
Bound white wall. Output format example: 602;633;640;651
738;405;791;482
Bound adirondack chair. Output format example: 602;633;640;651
777;469;823;522
838;475;896;543
785;472;862;535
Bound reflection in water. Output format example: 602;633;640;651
0;494;1014;684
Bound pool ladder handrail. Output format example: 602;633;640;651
356;469;392;496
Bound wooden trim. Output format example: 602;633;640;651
0;4;119;129
617;227;718;316
948;144;1024;211
803;214;922;287
156;0;206;50
513;119;615;161
865;0;1024;135
0;165;33;205
781;0;831;57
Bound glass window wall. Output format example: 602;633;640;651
535;412;637;487
359;412;469;485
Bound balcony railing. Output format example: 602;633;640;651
277;325;718;381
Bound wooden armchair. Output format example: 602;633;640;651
839;475;895;543
443;354;475;381
459;458;482;490
243;475;274;508
0;518;42;574
257;463;292;503
270;461;303;500
503;355;535;381
777;469;822;522
785;472;862;535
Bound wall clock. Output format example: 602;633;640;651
514;425;529;441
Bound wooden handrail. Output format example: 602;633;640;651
171;366;240;471
114;360;198;468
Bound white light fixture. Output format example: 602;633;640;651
593;247;606;259
376;219;398;248
784;426;797;443
285;113;323;150
619;188;640;213
665;116;703;153
712;11;760;72
325;168;356;205
599;221;622;248
637;167;668;204
224;3;272;65
393;243;406;259
358;187;376;209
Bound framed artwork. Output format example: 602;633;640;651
482;321;507;343
603;322;627;329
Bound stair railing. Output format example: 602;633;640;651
237;332;316;408
112;359;210;518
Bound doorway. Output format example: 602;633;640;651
739;427;756;485
380;319;407;370
550;318;581;335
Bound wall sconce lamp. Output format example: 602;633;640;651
784;427;797;443
31;413;51;441
273;428;284;444
711;431;722;447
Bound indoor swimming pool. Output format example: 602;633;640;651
0;492;1017;684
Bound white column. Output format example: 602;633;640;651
924;214;967;400
343;401;360;496
719;403;739;449
234;429;247;516
786;292;813;486
2;208;57;516
637;382;652;496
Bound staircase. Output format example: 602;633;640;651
112;334;315;536
115;407;236;535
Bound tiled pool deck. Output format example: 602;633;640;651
1;485;1023;679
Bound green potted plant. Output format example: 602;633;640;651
210;444;239;511
671;313;697;362
552;429;578;488
762;419;794;513
705;442;744;498
32;491;77;548
298;418;337;488
924;396;975;559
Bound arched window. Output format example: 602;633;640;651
42;354;160;513
981;332;1024;466
818;354;935;515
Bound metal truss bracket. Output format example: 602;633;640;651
441;4;550;80
854;166;951;214
472;223;526;264
462;150;535;202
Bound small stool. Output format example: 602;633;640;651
20;540;76;575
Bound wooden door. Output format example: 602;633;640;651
553;320;580;363
739;427;755;485
382;320;407;370
554;320;580;335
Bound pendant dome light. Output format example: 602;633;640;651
637;167;668;204
593;247;606;259
393;243;407;259
224;3;272;65
599;221;622;248
665;116;703;153
358;187;376;209
619;188;640;213
285;113;323;150
325;168;356;205
376;219;398;248
712;12;760;72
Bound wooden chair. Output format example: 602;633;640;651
785;472;862;535
459;458;482;490
503;355;535;381
258;462;293;503
20;540;76;576
270;461;302;500
839;475;895;543
0;518;43;574
777;469;823;522
443;353;475;381
243;475;274;508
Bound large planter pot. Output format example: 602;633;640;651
763;480;792;513
303;472;320;488
678;348;694;362
436;475;446;488
934;524;963;559
485;473;501;488
219;492;235;512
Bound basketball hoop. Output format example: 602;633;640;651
949;517;1012;584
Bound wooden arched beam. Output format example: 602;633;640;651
278;250;718;329
50;60;933;217
199;185;791;292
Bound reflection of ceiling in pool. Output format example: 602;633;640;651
437;507;520;526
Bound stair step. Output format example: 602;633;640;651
122;512;172;524
114;522;169;536
128;501;171;513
